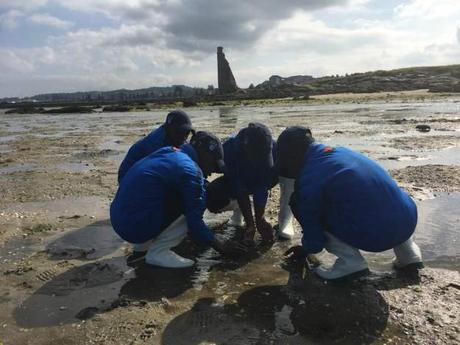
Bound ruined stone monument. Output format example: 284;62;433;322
217;47;238;94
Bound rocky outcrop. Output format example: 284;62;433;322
258;75;314;89
256;65;460;95
217;47;238;94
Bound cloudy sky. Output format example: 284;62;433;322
0;0;459;97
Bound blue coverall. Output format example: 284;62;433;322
291;143;417;254
222;136;278;208
110;144;215;246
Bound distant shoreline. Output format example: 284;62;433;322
2;90;460;115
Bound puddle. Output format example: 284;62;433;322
191;211;237;290
360;193;460;271
54;161;94;173
0;163;37;174
415;193;460;267
379;146;460;169
274;305;296;336
0;134;18;143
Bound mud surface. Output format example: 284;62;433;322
0;92;459;344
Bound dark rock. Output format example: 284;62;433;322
43;106;94;114
416;124;431;132
75;307;99;320
5;106;45;114
182;100;197;107
102;105;131;112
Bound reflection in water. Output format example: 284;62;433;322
416;193;460;267
218;107;238;128
359;193;460;272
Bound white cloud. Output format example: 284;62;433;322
28;13;74;29
0;0;48;11
0;10;24;30
260;13;392;54
394;0;459;19
55;0;373;54
0;49;35;73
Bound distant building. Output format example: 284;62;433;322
217;47;238;94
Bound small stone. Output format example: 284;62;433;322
160;297;171;306
415;124;431;132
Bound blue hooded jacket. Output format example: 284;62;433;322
110;144;215;246
223;136;278;208
292;143;417;254
118;125;170;183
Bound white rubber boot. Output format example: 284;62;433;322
227;200;244;227
132;240;152;253
145;216;195;268
315;233;369;281
278;177;295;240
393;237;423;269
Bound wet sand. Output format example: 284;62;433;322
0;91;459;344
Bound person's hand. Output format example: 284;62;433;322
256;218;274;243
221;240;248;257
242;225;256;246
284;245;307;262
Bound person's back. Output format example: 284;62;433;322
117;125;168;183
223;136;277;193
297;143;417;252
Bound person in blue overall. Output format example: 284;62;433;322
118;109;194;183
111;131;247;268
279;126;423;281
206;123;278;244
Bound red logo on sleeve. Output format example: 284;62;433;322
323;147;334;153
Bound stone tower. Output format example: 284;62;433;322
217;47;238;94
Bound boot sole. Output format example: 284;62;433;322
316;268;370;283
126;251;147;266
145;261;195;269
394;261;424;270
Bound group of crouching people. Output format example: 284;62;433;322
110;109;423;282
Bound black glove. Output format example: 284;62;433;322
284;245;307;262
220;240;248;257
